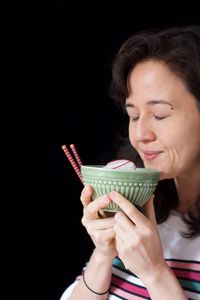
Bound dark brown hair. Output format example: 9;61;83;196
110;25;200;237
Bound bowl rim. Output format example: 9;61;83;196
81;165;160;181
81;165;159;173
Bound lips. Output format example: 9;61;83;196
141;151;162;161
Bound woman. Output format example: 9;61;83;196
61;25;200;299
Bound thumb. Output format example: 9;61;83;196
144;195;157;226
80;185;93;207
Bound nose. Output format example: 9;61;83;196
133;118;156;143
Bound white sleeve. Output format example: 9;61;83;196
60;281;79;300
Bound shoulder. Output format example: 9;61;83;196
158;210;200;261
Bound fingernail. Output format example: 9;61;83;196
83;186;89;196
109;191;116;200
101;195;110;204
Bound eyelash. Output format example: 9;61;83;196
154;115;167;120
130;115;167;122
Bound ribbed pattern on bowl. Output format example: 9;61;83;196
81;165;159;212
83;178;158;211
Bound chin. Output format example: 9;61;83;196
143;162;173;180
159;172;168;180
158;171;176;181
143;165;170;181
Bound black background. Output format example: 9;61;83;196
2;2;200;300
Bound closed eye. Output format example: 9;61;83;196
154;115;168;120
130;115;140;121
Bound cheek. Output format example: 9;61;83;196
129;127;137;148
173;124;200;151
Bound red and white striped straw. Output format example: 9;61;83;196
62;145;83;183
70;143;83;168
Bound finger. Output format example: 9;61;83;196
83;217;115;230
114;211;135;231
114;234;125;254
84;195;111;218
80;185;93;206
92;228;116;245
144;195;157;226
109;191;146;225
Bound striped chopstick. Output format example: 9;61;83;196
62;144;83;183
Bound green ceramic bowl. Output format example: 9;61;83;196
81;165;160;212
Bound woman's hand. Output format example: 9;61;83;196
110;191;167;283
80;185;117;259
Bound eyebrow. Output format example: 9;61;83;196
125;99;174;108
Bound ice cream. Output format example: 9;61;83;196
103;159;136;170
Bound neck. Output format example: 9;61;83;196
174;173;200;214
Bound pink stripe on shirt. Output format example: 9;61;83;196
166;260;200;272
173;269;200;281
110;285;150;299
112;276;150;298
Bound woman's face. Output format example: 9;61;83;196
126;60;200;180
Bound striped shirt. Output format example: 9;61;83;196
109;211;200;299
60;210;200;299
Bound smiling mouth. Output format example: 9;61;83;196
142;151;162;161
